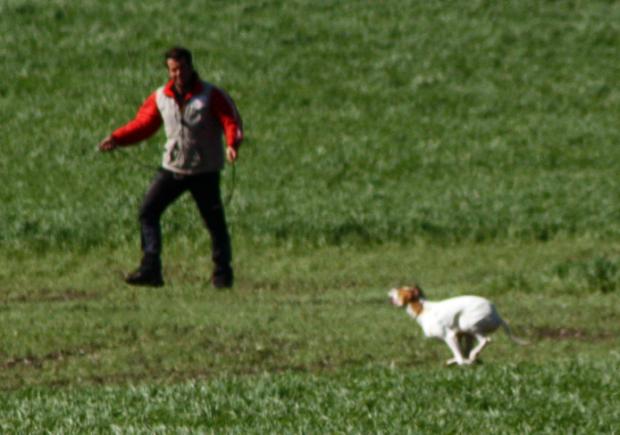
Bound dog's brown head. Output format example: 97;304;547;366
388;285;425;307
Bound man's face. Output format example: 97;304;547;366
166;57;193;93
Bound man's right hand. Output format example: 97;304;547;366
99;135;118;152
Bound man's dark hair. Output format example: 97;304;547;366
164;46;193;68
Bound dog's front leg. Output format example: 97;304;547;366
444;332;468;366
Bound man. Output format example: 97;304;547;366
99;47;243;288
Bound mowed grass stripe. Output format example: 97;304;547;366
1;360;618;433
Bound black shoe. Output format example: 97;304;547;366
125;269;164;287
125;254;164;287
212;267;233;289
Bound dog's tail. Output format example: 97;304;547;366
500;319;529;345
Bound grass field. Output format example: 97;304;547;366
1;0;619;432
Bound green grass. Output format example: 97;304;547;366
1;0;619;432
1;240;618;396
2;360;619;433
1;0;619;250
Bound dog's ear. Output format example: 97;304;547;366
400;285;420;303
412;284;425;299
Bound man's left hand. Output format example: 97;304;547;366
226;146;238;163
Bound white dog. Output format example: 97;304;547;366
388;285;526;366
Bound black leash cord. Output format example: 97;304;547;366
224;163;236;206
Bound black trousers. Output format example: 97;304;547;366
139;168;231;270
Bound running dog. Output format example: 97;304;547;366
388;285;526;366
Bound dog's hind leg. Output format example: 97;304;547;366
458;333;475;359
467;334;490;363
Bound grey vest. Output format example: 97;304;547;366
156;81;225;174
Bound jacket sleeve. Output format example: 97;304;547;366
111;92;162;145
210;87;244;149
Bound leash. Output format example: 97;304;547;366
223;162;237;206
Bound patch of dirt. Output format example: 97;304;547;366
2;345;102;371
4;288;100;304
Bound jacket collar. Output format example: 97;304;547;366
163;74;204;102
